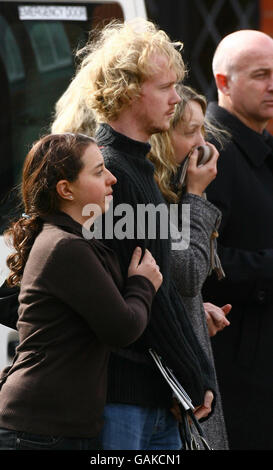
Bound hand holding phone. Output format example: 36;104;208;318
179;144;217;192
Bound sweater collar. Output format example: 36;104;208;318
96;123;151;160
207;102;272;167
42;211;84;238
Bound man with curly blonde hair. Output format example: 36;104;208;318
77;18;184;125
54;18;217;450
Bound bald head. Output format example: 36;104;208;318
212;30;273;133
213;30;273;77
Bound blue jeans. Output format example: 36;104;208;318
0;428;100;450
101;404;182;450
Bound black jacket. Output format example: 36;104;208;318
203;102;273;449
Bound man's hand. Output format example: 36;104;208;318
194;390;214;420
203;302;232;337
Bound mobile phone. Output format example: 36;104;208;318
179;145;213;186
197;145;213;166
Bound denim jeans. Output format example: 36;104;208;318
101;404;182;450
0;428;101;450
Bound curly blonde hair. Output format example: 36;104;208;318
63;18;185;123
148;84;227;203
51;78;97;136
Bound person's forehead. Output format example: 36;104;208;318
82;142;102;166
149;52;169;67
234;45;273;73
147;52;177;76
183;101;204;125
146;55;177;82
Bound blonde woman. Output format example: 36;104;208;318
149;84;231;449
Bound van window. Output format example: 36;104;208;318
0;1;123;233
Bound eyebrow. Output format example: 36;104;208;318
251;67;270;74
159;80;177;87
186;121;203;128
92;162;104;171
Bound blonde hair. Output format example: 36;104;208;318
148;84;227;203
63;18;185;123
51;76;97;136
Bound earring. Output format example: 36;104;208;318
69;195;73;200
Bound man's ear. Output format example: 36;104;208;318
215;74;230;95
56;180;74;201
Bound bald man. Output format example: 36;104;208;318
202;30;273;450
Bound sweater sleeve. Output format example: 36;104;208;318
42;238;155;348
100;166;152;277
171;193;221;297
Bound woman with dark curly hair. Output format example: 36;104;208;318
0;133;161;450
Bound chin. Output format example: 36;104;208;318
258;115;273;126
260;105;273;118
152;123;170;134
264;112;273;120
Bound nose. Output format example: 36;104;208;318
171;86;181;105
106;168;117;186
197;133;206;147
268;73;273;91
192;130;206;149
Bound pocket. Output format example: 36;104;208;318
15;432;63;450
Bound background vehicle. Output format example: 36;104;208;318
0;0;272;369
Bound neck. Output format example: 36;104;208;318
218;96;268;134
59;203;102;227
109;112;150;143
58;206;82;226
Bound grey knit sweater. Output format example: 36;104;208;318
171;193;229;450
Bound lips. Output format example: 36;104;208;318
105;192;113;201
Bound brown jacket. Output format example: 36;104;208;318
0;213;154;438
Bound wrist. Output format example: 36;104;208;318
186;188;204;197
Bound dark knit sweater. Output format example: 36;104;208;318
96;123;216;407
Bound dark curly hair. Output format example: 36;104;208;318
5;133;95;286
